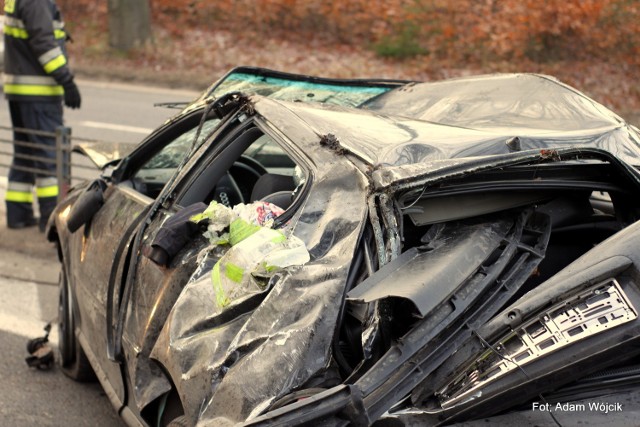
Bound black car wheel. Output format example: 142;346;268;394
58;265;95;381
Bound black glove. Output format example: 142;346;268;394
63;81;81;109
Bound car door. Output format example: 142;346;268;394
112;115;311;416
68;107;221;409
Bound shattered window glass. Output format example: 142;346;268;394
132;119;220;198
142;119;220;170
210;72;392;108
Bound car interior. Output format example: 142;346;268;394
176;125;303;211
126;115;304;215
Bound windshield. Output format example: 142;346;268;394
204;67;402;108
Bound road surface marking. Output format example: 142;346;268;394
0;277;58;344
76;121;153;135
76;78;200;97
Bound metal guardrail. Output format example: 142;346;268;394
0;125;105;201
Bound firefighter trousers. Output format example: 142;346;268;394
6;101;62;229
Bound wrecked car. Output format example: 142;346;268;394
48;66;640;426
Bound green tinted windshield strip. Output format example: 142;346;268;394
210;72;392;108
220;73;392;94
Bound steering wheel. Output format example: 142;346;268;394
235;155;268;177
209;156;268;207
211;172;244;207
229;155;268;201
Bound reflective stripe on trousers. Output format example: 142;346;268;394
6;101;62;226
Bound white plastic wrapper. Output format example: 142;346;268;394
189;201;309;308
192;201;285;246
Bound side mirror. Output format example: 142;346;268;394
67;179;107;233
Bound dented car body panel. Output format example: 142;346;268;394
49;67;640;426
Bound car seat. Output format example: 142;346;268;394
250;173;296;209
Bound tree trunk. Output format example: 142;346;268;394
108;0;152;51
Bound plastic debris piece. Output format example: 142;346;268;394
191;201;285;245
211;227;309;308
189;200;309;309
25;323;54;371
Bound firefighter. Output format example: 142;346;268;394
3;0;81;230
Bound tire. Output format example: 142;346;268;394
58;265;96;381
167;415;190;427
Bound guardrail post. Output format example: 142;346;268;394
56;126;72;201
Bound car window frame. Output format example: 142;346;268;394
172;114;313;225
111;107;220;187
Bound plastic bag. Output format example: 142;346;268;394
191;201;285;245
189;201;309;309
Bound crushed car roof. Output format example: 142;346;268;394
252;76;640;167
364;73;624;131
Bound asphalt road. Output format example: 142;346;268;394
0;79;199;143
0;80;200;426
0;79;200;183
0;276;124;427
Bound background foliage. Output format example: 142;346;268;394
61;0;639;64
57;0;640;117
